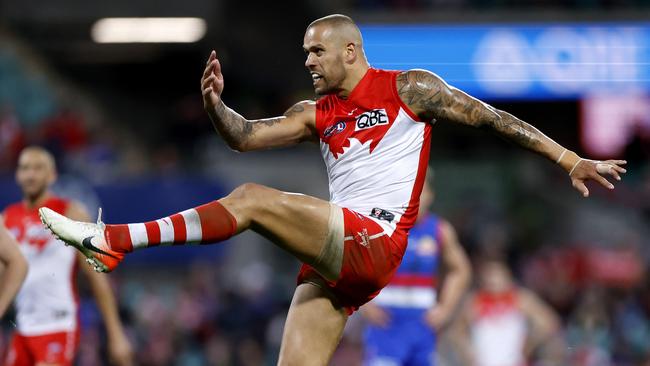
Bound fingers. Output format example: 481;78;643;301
593;172;615;190
606;160;627;174
570;158;628;198
607;159;627;166
202;64;212;81
572;179;589;197
201;50;219;82
213;57;222;76
206;50;216;65
595;163;619;181
596;161;627;181
202;74;216;91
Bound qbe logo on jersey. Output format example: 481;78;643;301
355;109;389;131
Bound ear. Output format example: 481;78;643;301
48;170;58;186
344;42;357;64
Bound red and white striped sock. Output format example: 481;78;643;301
104;200;237;252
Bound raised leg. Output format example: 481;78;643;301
219;183;331;266
40;183;338;275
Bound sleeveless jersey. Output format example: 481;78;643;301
3;197;79;336
316;68;432;244
373;214;442;309
472;290;527;366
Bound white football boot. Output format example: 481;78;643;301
39;207;124;272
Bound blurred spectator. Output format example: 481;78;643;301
453;258;564;366
0;105;25;170
566;287;613;366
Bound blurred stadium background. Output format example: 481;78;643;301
1;0;649;365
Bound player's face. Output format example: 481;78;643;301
479;262;512;293
15;151;55;200
303;26;347;95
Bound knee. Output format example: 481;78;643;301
227;183;275;209
229;182;266;200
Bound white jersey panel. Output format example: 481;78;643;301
472;309;527;366
15;233;78;336
321;108;425;235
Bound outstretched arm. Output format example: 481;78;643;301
396;70;626;197
201;51;317;152
0;215;28;318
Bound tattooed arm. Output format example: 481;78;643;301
200;51;317;152
396;69;626;196
208;100;317;152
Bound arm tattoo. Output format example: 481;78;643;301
397;70;541;151
209;103;304;150
396;71;487;126
489;110;542;150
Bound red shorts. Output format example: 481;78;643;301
297;208;406;314
4;330;79;366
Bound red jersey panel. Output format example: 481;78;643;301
316;68;432;245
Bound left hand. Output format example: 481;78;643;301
569;159;626;197
108;333;134;366
424;305;454;331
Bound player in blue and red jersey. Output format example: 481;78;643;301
362;171;471;366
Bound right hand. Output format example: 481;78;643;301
569;159;626;197
201;50;224;111
360;302;391;328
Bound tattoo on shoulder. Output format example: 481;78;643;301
397;71;539;149
396;71;450;121
284;103;305;117
398;71;494;127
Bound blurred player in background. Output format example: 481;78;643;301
40;14;625;365
361;171;471;366
2;147;132;366
0;221;28;319
455;258;563;366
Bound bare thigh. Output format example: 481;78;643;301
277;282;348;366
219;183;331;266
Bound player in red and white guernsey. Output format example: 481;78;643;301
40;14;626;364
456;259;562;366
3;147;132;366
0;219;28;320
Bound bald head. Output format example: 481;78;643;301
303;14;369;96
16;146;57;202
307;14;364;49
19;147;56;171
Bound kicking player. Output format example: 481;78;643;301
40;14;625;365
361;171;471;366
3;147;132;366
0;220;28;319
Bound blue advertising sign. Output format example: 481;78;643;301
360;23;650;100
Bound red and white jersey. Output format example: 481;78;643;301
3;197;78;336
317;68;431;243
471;290;527;366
